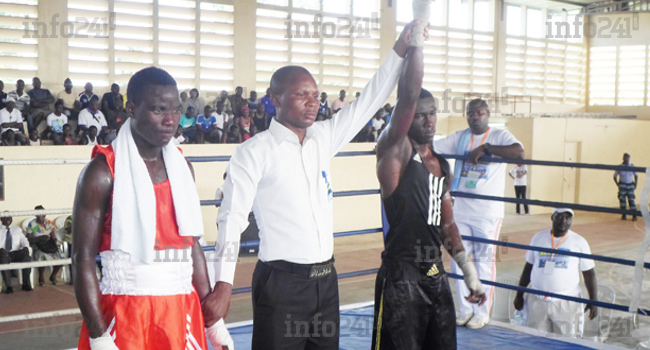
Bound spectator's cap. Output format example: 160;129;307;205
34;205;45;210
241;106;249;113
5;96;15;103
552;208;574;218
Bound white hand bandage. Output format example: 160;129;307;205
206;319;235;350
411;0;431;46
453;251;485;295
89;331;120;350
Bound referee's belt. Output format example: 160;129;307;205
263;257;335;278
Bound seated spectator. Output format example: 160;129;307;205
332;89;349;113
223;124;241;144
26;205;63;286
371;108;385;137
0;80;6;110
7;80;30;121
318;92;331;120
57;78;81;120
253;103;268;131
239;106;251;134
101;83;127;130
247;90;259;111
0;97;28;145
213;104;228;139
514;208;597;337
44;100;68;145
78;98;112;144
260;87;276;118
180;91;189;114
353;124;376;143
62;124;76;145
1;130;20;146
187;88;205;115
82;126;99;146
173;125;186;145
28;128;41;146
229;86;247;118
243;124;258;142
196;105;220;144
383;103;393;123
214;90;233;117
78;82;99;109
0;213;33;293
27;77;55;130
180;106;198;142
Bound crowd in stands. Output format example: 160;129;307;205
0;78;386;146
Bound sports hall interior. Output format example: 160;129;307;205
0;0;649;349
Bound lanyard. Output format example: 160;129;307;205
470;127;490;150
550;231;567;259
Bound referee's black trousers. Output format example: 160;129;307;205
251;260;340;350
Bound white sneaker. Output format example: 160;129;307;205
466;315;490;329
456;313;474;326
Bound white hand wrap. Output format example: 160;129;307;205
411;0;431;46
89;331;119;350
206;319;235;350
453;251;485;295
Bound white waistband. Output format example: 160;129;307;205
100;249;194;296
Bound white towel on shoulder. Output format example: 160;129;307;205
111;118;204;264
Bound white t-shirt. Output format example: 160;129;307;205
526;229;595;299
78;108;108;130
46;113;68;134
214;112;228;130
510;165;528;186
0;108;24;134
371;118;385;131
29;138;41;146
434;127;522;218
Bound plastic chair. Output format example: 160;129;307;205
582;284;615;342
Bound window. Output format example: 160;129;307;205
474;0;493;32
566;10;583;44
397;0;444;27
67;0;110;88
255;7;289;92
617;45;645;106
589;46;616;105
199;2;234;92
506;5;521;36
323;0;350;15
448;0;469;30
526;8;543;39
0;0;38;84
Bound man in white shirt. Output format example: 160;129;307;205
514;208;597;336
78;98;110;144
0;97;28;145
509;164;529;215
0;214;33;293
202;22;420;349
434;98;524;329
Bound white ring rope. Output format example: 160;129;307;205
1;209;72;217
0;159;90;166
0;258;71;271
630;167;650;314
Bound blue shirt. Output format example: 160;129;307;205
260;95;275;117
615;163;637;184
196;114;217;132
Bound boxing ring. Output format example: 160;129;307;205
0;151;648;350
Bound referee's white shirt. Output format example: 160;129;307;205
214;50;405;285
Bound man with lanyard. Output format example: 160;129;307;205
372;19;485;348
78;98;110;144
434;98;524;329
202;21;422;349
613;153;638;221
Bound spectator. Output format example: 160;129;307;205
179;106;198;143
0;97;28;145
510;164;529;215
1;130;20;146
260;87;276;118
247;91;259;111
229;86;247;118
101;83;127;130
353;124;375;143
28;128;41;146
78;98;111;144
187;88;205;115
332;89;349;112
196;105;220;143
173;125;186;145
318;92;331;120
214;90;233;116
83;126;99;146
252;103;268;131
222;124;241;144
435;98;524;329
355;91;360;99
239;106;251;134
57;78;81;120
180;91;189;114
79;82;99;109
614;153;638;221
26;77;55;131
0;213;33;293
213;104;229;140
44;100;68;145
0;80;6;110
370;108;385;137
26;205;63;286
249;124;258;138
514;208;597;336
7;80;31;118
63;124;77;145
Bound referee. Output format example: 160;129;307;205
202;21;424;350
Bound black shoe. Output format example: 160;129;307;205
39;280;45;287
22;285;33;292
50;277;58;285
4;286;13;294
